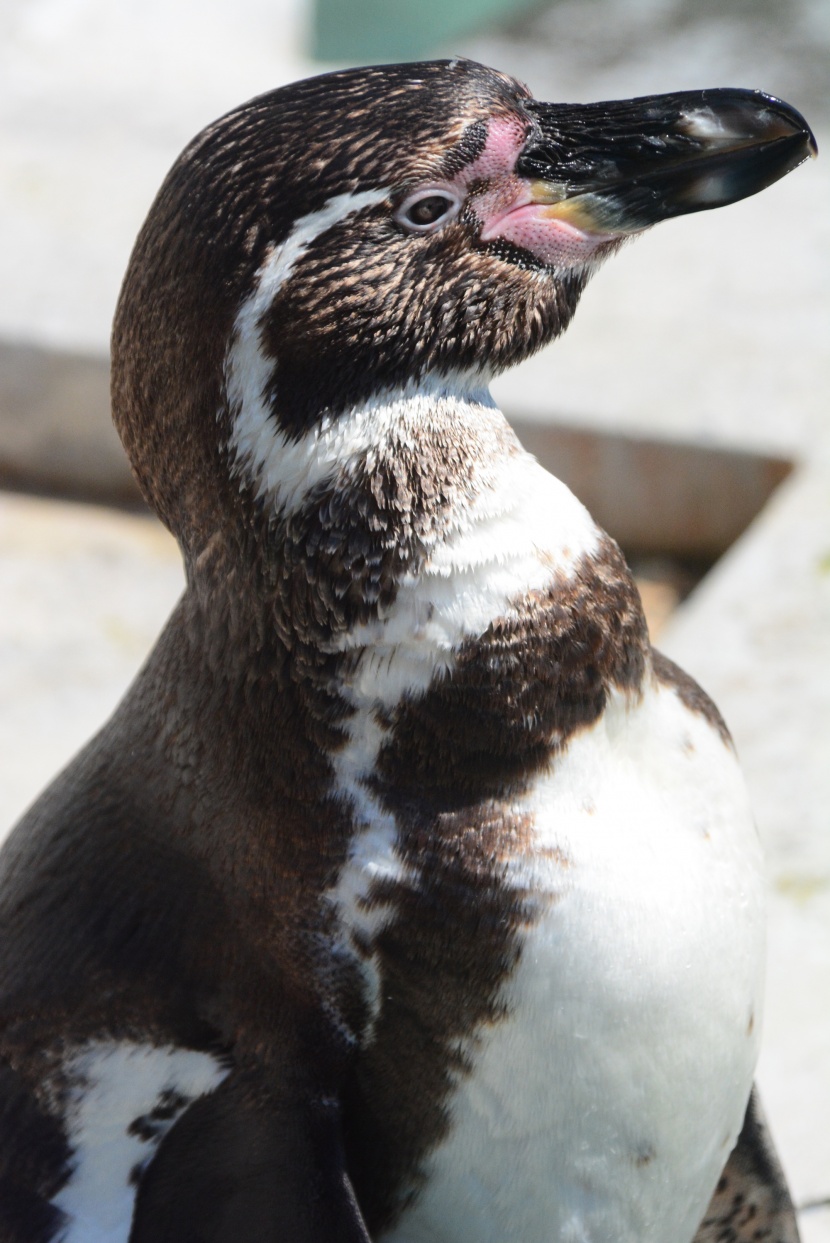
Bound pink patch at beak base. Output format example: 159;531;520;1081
480;200;619;269
461;117;619;271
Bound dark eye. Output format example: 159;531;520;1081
407;195;454;225
396;186;463;235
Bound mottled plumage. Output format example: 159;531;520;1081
0;58;815;1242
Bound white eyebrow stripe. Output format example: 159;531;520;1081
224;187;390;493
240;188;390;325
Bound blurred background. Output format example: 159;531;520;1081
0;0;828;1234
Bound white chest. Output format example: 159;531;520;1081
382;684;765;1243
318;421;766;1241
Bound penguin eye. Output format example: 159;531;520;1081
396;188;462;234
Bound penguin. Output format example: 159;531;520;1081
0;59;815;1243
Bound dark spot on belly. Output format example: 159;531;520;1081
128;1088;191;1142
128;1116;160;1143
539;844;572;868
149;1087;190;1121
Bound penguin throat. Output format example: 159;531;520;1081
227;377;498;516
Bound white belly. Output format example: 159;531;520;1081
383;679;765;1243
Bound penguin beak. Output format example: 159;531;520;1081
516;88;818;236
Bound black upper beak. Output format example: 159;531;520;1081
517;89;817;234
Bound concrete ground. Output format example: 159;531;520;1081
1;0;828;1235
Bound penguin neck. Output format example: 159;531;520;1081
118;380;524;824
124;378;644;844
218;374;613;720
223;377;526;651
228;374;505;521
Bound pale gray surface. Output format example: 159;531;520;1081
0;341;135;500
0;0;827;1235
0;495;183;828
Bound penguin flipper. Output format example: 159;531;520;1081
0;1061;73;1243
694;1087;800;1243
130;1070;370;1243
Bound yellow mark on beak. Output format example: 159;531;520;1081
529;182;613;235
527;179;565;205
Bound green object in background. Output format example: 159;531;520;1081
311;0;541;63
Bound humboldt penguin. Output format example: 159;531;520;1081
0;59;815;1243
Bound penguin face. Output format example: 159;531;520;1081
111;59;814;549
210;61;595;442
245;108;592;440
217;60;815;435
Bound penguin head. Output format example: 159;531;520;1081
111;59;814;558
